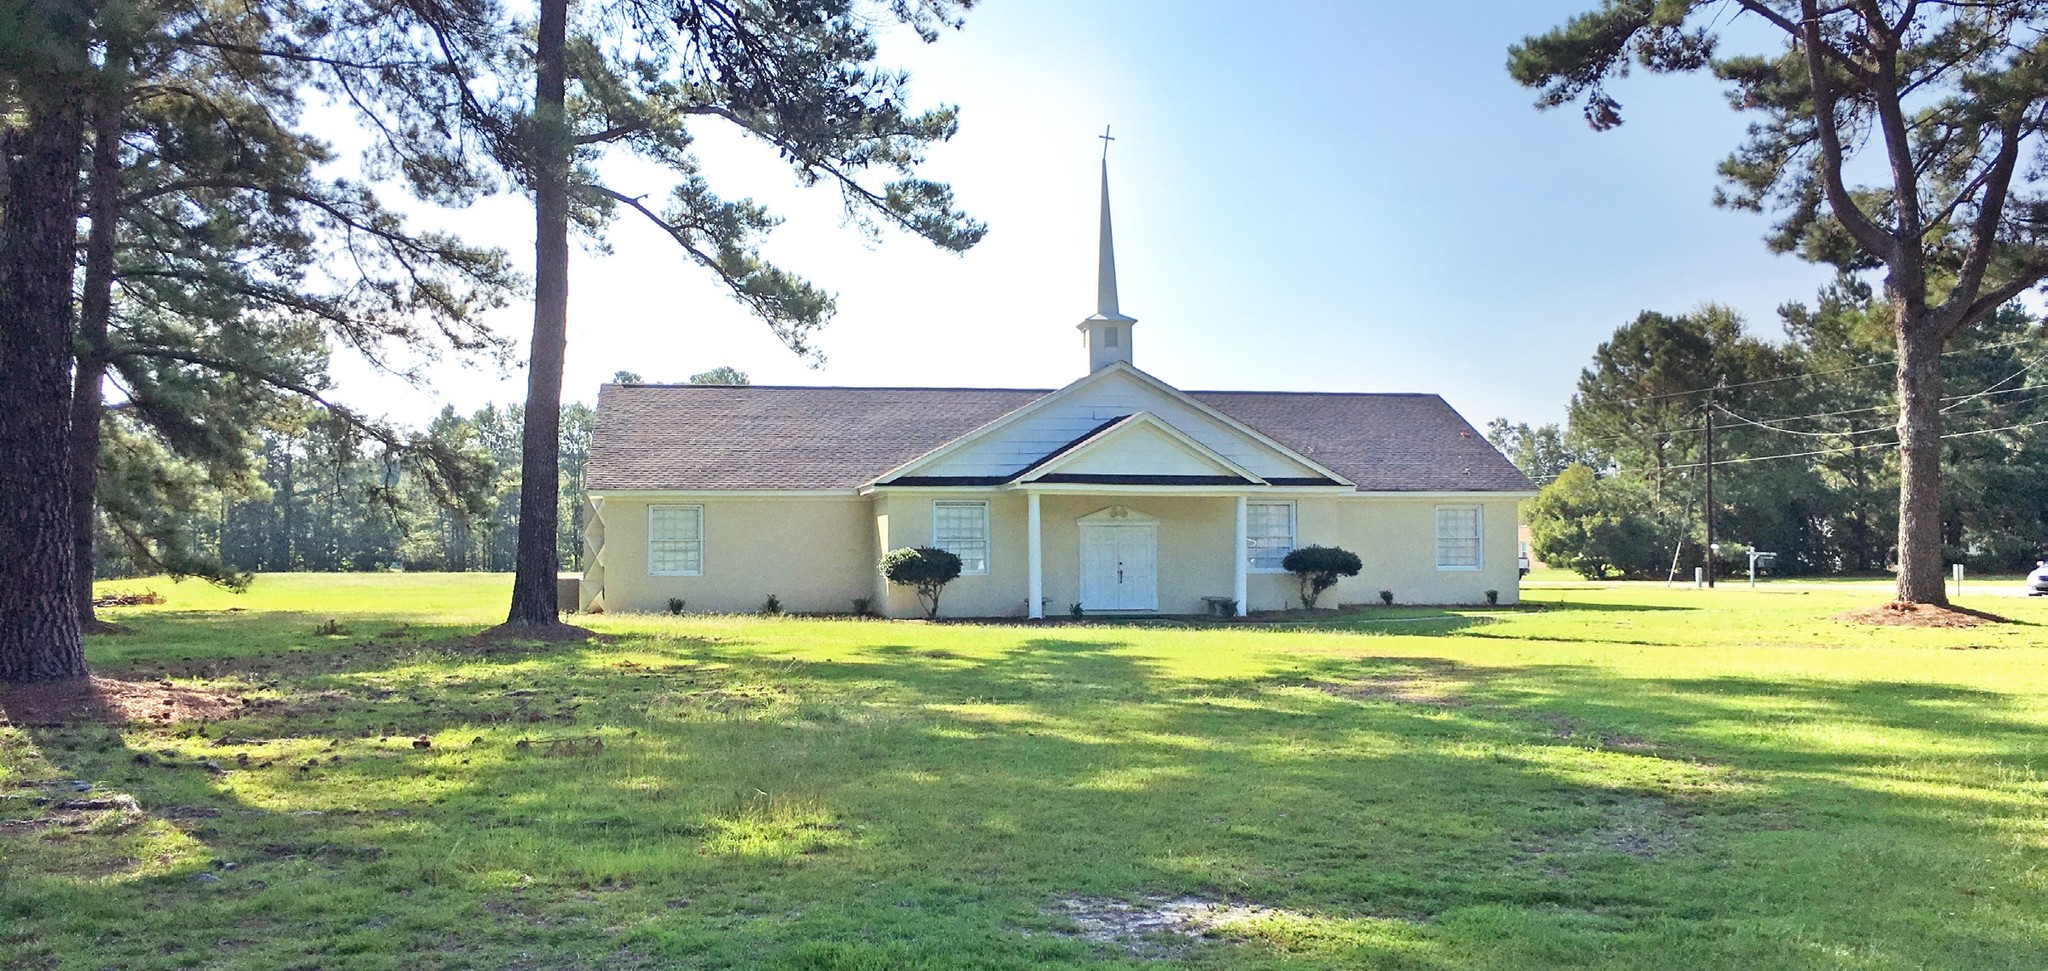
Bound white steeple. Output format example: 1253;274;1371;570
1079;127;1136;372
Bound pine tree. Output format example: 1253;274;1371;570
0;0;97;681
1512;2;2048;603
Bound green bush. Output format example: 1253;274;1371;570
1525;464;1666;579
879;547;963;620
1282;545;1363;609
666;597;685;616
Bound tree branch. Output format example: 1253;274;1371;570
1793;0;1899;261
1938;110;2027;330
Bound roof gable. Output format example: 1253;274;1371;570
1018;413;1261;483
879;363;1343;485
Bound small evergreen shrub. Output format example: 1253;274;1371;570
880;547;963;620
1282;545;1364;610
1379;590;1394;606
850;597;874;617
666;598;685;616
760;594;782;615
1069;602;1084;620
1485;589;1500;606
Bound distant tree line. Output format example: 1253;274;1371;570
92;368;746;583
1499;279;2048;580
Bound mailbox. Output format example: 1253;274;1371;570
1753;552;1778;570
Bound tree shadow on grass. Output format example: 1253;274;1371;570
10;621;2048;969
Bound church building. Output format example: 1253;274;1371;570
579;160;1534;618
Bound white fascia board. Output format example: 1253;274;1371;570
1343;490;1541;500
586;489;865;499
1018;411;1269;484
858;485;1002;497
1006;483;1352;497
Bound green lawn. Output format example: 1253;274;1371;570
5;574;2048;970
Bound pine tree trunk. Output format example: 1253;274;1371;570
1894;323;1947;604
506;0;571;627
0;87;89;684
71;79;126;626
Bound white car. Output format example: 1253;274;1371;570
2029;561;2048;596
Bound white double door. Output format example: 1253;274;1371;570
1079;523;1158;611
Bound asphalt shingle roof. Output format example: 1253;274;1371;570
586;384;1534;493
1189;391;1536;492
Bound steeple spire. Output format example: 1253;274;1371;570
1081;126;1136;373
1097;131;1120;317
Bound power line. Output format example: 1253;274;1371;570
1712;381;2048;437
1711;403;1898;438
1596;337;2039;406
1658;417;2048;472
1525;399;2048;483
1942;352;2048;412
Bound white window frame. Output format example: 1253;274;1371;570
647;504;705;576
932;500;991;576
1435;504;1483;571
1246;500;1297;573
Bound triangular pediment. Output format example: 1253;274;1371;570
1018;413;1259;483
873;363;1350;486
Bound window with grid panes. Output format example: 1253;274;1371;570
933;501;989;575
1435;505;1482;570
648;505;704;575
1247;501;1296;571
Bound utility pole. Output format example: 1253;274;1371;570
1703;399;1716;588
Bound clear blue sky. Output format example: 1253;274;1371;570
333;0;1839;430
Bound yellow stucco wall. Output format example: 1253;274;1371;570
1253;496;1524;608
875;492;1033;618
591;496;876;615
588;492;1524;616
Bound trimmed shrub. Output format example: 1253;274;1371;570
850;597;874;617
1378;589;1395;606
666;598;685;616
760;594;782;615
880;547;963;620
1282;545;1363;610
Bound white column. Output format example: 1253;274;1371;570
1233;495;1249;617
1027;491;1044;619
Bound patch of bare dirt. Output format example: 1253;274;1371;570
1310;676;1467;707
468;621;604;646
1043;895;1313;959
1831;601;2011;628
0;676;248;727
1516;796;1692;871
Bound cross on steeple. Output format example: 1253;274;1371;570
1099;124;1115;161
